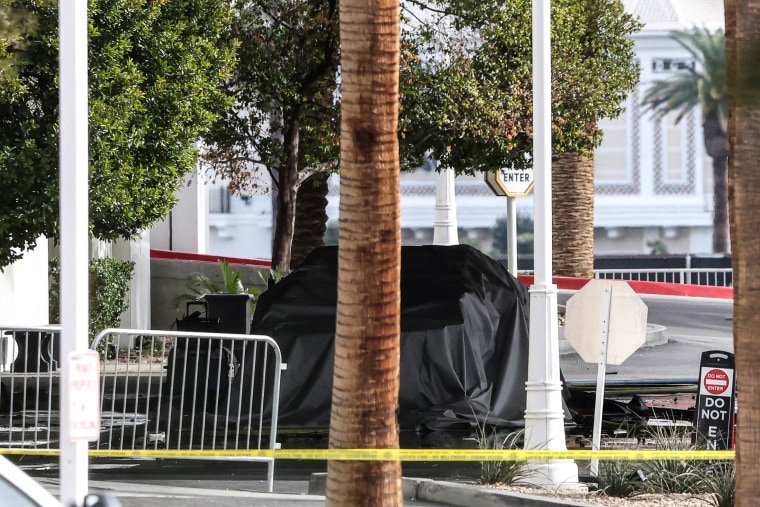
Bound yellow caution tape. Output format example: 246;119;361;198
0;448;735;461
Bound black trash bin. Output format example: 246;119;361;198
204;293;251;334
11;331;58;373
166;302;237;413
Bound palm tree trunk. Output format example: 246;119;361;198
326;0;402;505
291;171;329;270
702;105;730;254
552;152;595;278
711;153;729;254
725;1;760;505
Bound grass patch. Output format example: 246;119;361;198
697;461;734;507
595;460;645;498
638;424;703;494
472;426;528;485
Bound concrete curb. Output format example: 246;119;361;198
43;478;327;501
559;323;668;355
309;473;603;507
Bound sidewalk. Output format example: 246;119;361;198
36;474;601;507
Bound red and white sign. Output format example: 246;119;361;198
700;367;733;396
68;351;101;441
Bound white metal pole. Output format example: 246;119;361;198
59;0;90;505
506;196;518;276
522;0;579;487
590;285;613;477
433;168;459;245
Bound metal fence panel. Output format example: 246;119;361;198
0;326;61;450
0;326;284;492
593;268;733;287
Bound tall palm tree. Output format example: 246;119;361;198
643;28;728;254
290;171;329;269
553;152;595;277
550;0;639;278
325;0;403;505
725;1;760;505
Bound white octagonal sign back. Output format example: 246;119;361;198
484;168;534;197
563;279;648;365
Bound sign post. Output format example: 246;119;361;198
484;168;534;275
694;351;736;450
68;351;101;441
563;280;648;476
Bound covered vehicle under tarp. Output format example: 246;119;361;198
233;244;532;431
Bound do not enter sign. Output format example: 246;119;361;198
695;351;736;450
699;367;733;397
702;368;730;395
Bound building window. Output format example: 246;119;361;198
209;187;232;214
595;81;641;196
653;109;696;195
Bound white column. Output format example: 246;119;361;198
112;234;151;333
127;232;151;331
522;0;579;487
0;239;49;325
59;0;90;504
433;168;459;245
152;163;209;253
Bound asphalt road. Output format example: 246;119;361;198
558;292;733;382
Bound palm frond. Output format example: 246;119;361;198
219;259;245;293
642;27;726;125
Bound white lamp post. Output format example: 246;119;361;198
59;0;90;505
522;0;580;487
433;167;459;245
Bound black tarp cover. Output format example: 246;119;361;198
243;244;531;431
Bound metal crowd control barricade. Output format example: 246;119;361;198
0;325;62;450
594;268;733;287
90;328;285;492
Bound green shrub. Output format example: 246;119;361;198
697;461;735;507
175;260;282;317
639;424;703;495
472;426;527;485
49;257;135;353
595;460;644;498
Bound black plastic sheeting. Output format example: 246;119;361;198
239;244;533;431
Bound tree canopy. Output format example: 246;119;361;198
643;28;726;126
401;0;640;171
0;1;39;81
205;0;639;270
0;0;236;268
203;0;340;271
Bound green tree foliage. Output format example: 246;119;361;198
492;215;534;255
644;28;726;125
206;0;639;270
0;0;236;268
401;0;641;171
0;0;39;81
203;0;340;272
49;257;134;348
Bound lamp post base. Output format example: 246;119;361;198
523;283;580;489
519;460;585;490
